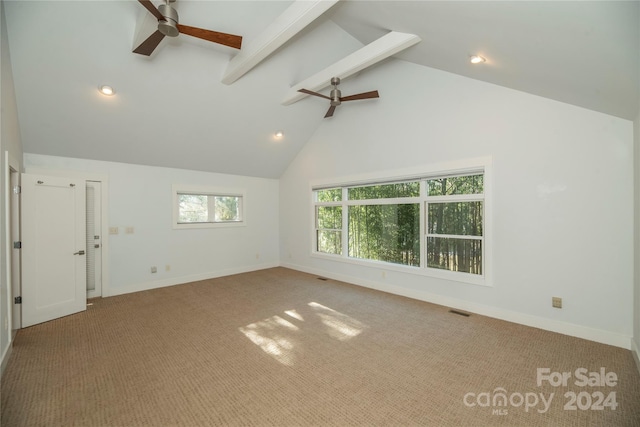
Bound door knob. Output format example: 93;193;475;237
74;250;85;255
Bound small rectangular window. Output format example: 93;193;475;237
178;193;242;224
173;186;244;229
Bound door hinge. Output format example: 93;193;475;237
14;296;21;304
13;241;21;249
13;185;21;194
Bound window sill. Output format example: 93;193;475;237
173;222;245;230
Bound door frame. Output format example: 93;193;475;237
4;152;20;337
25;167;110;297
5;153;21;333
86;181;102;299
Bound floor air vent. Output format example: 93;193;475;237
449;309;470;317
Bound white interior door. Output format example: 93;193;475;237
22;174;86;327
86;181;102;298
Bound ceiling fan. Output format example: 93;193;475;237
298;77;379;118
133;0;243;56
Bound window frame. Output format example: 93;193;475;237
346;191;421;267
425;181;485;280
172;185;246;230
310;159;491;287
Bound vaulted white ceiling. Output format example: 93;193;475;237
4;0;639;178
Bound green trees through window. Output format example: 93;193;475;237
178;193;242;224
426;175;483;274
316;205;342;255
349;203;420;266
314;172;485;279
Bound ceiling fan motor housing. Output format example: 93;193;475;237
330;77;342;105
330;89;342;106
158;4;179;37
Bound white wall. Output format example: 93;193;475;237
24;154;279;296
280;59;634;348
0;0;24;376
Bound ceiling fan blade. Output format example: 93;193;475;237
324;105;337;118
133;30;166;56
177;24;242;49
138;0;165;21
298;88;331;100
340;90;380;102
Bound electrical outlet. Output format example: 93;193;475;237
151;266;157;274
165;265;171;272
552;297;562;309
109;227;118;235
125;227;134;234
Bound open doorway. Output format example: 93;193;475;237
86;181;102;298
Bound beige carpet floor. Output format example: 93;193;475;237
1;267;639;426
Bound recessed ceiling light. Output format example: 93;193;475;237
274;130;284;138
99;85;115;96
470;55;486;64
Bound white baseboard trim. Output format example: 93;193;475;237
0;340;13;379
281;262;632;350
632;339;640;375
106;262;280;297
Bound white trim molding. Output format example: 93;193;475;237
632;338;640;375
281;261;632;350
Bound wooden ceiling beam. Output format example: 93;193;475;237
281;31;421;106
222;0;340;85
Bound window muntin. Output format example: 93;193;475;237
312;169;486;284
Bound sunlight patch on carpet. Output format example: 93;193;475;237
239;315;299;366
284;309;304;321
308;302;366;341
